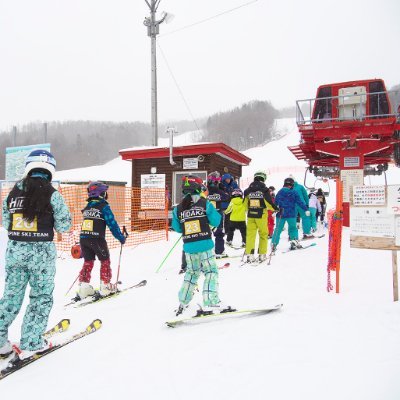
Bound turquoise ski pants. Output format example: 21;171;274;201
296;206;311;235
309;207;317;230
0;241;57;351
271;217;298;246
179;249;220;307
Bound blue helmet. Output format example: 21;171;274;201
24;149;56;180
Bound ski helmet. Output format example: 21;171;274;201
182;175;203;195
231;188;243;198
87;181;109;198
254;170;267;182
24;149;56;180
207;171;221;185
284;177;295;187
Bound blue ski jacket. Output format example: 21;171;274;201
274;187;308;218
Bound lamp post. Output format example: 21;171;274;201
143;0;169;147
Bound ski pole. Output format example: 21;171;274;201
115;226;128;287
155;235;182;273
65;273;80;296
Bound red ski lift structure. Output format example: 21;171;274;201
289;78;400;226
289;79;400;294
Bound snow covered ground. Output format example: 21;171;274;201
1;118;400;399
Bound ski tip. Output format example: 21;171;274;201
86;319;102;333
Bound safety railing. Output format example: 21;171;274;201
296;90;400;125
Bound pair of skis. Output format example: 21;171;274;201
64;279;147;308
166;304;283;328
0;318;102;380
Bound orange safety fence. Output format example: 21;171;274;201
0;183;169;255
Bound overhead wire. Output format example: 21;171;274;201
157;0;259;131
160;0;259;38
157;42;202;134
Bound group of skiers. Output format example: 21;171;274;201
0;151;327;360
0;150;126;361
173;170;327;315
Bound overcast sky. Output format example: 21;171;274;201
0;0;399;132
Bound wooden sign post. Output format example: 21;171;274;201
350;185;400;301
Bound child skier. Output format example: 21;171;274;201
308;189;321;232
271;177;310;252
76;181;126;299
206;171;229;258
179;181;208;274
224;188;246;248
172;175;233;316
0;149;71;360
243;171;278;263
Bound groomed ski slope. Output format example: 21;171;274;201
1;118;400;399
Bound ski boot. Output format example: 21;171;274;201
0;341;13;359
245;254;256;264
175;303;188;316
215;251;228;259
290;240;302;250
12;339;53;361
258;254;267;263
73;282;95;302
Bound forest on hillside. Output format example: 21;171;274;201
0;82;398;179
0;99;279;179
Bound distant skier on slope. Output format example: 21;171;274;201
172;175;233;316
76;182;126;300
0;150;71;360
270;177;310;252
243;170;277;263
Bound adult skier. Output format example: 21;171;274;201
289;175;313;239
172;175;232;316
76;181;126;299
0;150;71;360
243;171;277;263
207;171;229;258
271;177;310;252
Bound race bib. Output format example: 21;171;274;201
81;219;94;231
250;199;261;208
12;213;38;232
184;220;201;235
